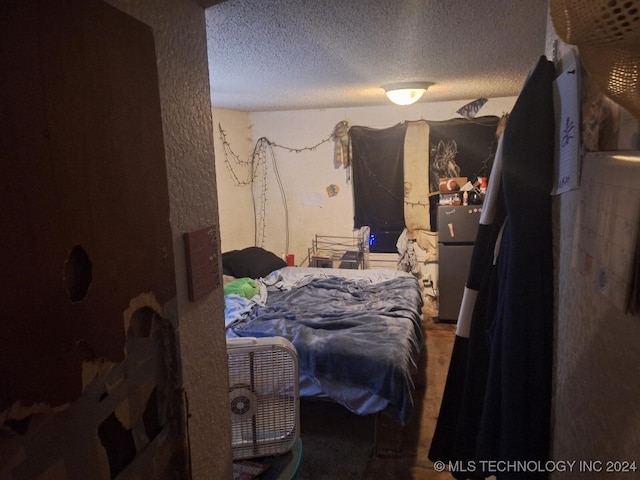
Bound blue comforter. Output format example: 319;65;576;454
228;269;423;424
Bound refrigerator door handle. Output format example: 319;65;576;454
447;222;455;238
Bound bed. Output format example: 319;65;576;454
223;259;424;426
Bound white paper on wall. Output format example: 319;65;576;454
302;192;324;207
552;49;581;195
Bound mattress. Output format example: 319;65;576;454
225;266;424;424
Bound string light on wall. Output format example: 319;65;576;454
382;81;434;106
218;123;334;251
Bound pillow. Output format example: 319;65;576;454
221;250;240;276
223;277;259;299
221;247;287;279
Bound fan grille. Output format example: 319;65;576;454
227;339;299;459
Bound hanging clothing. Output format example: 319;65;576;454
428;136;507;478
429;56;556;480
332;120;350;168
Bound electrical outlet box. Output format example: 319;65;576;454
184;226;220;302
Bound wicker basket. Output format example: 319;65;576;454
550;0;640;120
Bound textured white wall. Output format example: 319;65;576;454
546;16;640;477
104;1;232;479
212;108;257;252
551;169;640;477
214;98;516;264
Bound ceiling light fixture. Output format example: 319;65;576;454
382;82;434;106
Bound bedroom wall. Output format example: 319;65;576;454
212;108;257;252
545;17;640;478
213;97;518;265
104;1;233;479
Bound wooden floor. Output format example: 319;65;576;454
362;316;457;480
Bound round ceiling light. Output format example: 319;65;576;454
382;81;434;106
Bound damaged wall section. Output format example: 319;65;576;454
0;0;185;478
0;0;175;416
1;303;187;479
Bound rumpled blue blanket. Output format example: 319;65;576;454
229;273;424;425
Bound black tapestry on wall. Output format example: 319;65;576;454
350;123;407;232
427;116;500;192
427;116;500;230
350;117;500;237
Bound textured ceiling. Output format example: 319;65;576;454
205;0;550;112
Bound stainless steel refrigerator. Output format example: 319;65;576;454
437;205;482;321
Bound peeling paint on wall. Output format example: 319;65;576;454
2;302;186;479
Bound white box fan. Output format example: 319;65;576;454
227;336;300;460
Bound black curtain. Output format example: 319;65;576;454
427;116;500;230
350;123;407;232
350;118;499;245
427;116;499;192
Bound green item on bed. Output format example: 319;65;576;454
224;277;259;299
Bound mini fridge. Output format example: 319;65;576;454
437;205;482;321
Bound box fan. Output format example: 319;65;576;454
227;336;300;460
